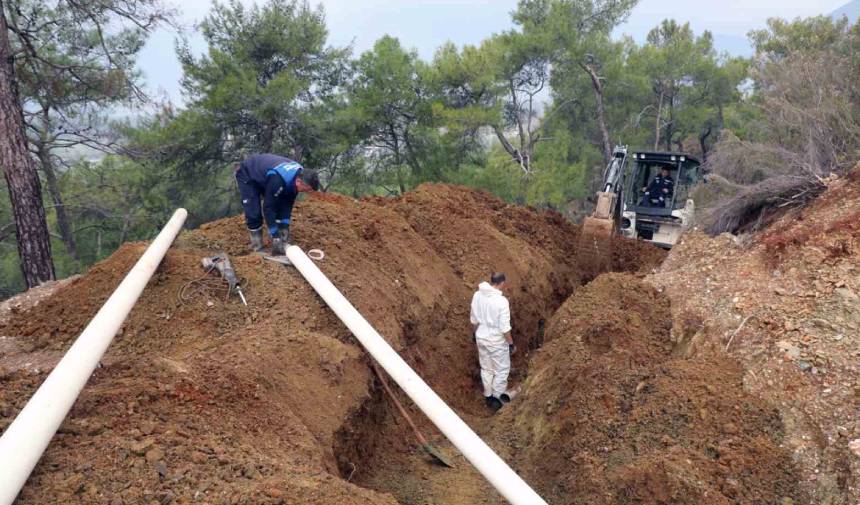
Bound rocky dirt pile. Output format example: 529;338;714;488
496;273;803;505
0;184;663;505
650;166;860;504
542;272;672;354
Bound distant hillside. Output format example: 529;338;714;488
832;0;860;22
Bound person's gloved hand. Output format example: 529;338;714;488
509;343;516;355
271;237;286;256
278;226;291;245
271;226;290;256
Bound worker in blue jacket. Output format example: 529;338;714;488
235;153;320;255
641;166;674;207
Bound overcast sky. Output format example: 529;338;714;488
137;0;848;102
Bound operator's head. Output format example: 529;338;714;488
661;167;670;177
296;169;320;192
490;272;507;290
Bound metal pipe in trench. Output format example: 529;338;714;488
0;209;188;505
285;245;548;505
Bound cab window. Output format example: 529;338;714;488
627;162;677;206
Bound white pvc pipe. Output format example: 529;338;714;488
285;245;548;505
0;208;188;505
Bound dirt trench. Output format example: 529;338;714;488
331;270;805;505
0;184;666;504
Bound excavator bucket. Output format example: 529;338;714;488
581;192;617;238
581;216;614;237
578;191;617;274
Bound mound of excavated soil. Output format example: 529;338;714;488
495;273;803;505
0;184;666;504
652;166;860;503
542;273;672;358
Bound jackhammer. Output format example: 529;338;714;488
201;252;247;305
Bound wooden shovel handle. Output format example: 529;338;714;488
369;361;430;447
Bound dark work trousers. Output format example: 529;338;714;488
236;165;293;233
236;165;265;230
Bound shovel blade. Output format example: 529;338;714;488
262;255;292;266
423;444;455;468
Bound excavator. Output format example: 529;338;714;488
582;146;702;249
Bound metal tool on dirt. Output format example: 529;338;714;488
262;254;292;266
370;361;455;468
263;248;324;267
201;252;247;305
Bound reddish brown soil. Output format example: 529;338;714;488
542;272;672;356
652;166;860;503
0;183;750;505
497;273;803;505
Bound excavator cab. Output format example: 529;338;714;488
619;152;701;248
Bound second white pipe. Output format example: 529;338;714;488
0;209;188;505
286;245;548;505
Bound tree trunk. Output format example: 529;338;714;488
699;123;712;163
389;124;406;194
0;6;54;287
653;87;663;150
492;125;529;174
260;118;276;153
665;93;675;152
509;79;527;154
402;129;426;180
580;62;612;164
505;79;532;174
37;145;78;261
119;213;131;244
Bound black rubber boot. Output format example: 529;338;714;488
488;397;503;412
249;227;264;253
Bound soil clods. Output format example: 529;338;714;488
0;182;822;504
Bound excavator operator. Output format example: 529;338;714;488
640;166;674;207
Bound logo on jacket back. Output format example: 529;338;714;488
268;161;303;188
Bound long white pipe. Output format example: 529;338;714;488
285;245;548;505
0;209;188;505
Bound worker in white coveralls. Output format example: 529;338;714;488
470;272;515;412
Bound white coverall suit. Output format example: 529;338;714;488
470;282;512;399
